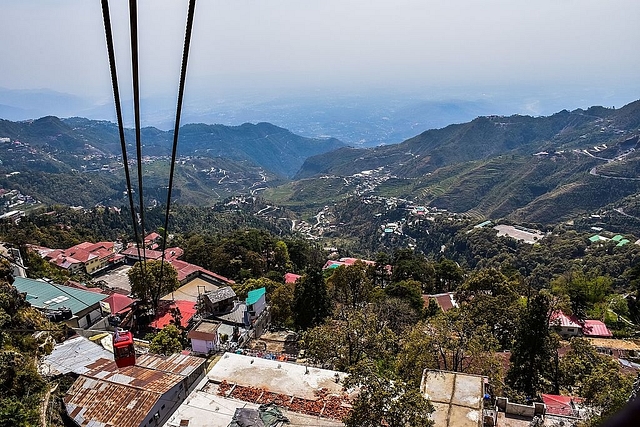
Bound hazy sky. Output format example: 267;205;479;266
1;0;639;108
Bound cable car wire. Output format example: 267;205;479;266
159;0;197;282
100;0;144;266
128;0;148;275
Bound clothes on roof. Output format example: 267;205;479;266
230;404;290;427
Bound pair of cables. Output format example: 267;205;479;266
100;0;196;292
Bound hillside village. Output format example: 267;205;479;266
0;207;639;427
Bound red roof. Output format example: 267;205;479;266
582;319;613;337
150;300;197;329
145;232;161;242
424;292;457;312
169;259;233;284
284;273;302;284
65;281;104;293
104;293;135;314
121;246;183;261
550;311;581;328
541;394;583;416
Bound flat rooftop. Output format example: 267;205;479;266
165;380;344;427
208;352;346;400
161;277;219;303
421;370;485;427
494;225;545;244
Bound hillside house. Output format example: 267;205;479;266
64;353;205;427
550;311;613;339
188;319;222;354
284;272;302;284
202;286;237;315
33;241;123;275
423;292;458;312
246;287;266;322
13;277;107;328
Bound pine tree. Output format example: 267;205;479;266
293;268;331;330
506;292;556;399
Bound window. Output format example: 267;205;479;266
161;404;165;410
567;328;574;332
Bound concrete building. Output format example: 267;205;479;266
188;319;221;354
13;277;107;328
420;370;488;427
165;352;349;427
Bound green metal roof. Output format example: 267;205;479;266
612;235;624;242
617;239;630;247
13;277;107;314
246;287;266;305
589;235;603;242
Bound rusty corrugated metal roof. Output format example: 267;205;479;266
64;376;160;427
84;361;184;394
135;353;205;377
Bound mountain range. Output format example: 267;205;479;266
1;100;640;227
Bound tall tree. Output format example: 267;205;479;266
273;240;293;273
149;324;184;355
302;305;396;370
391;249;435;292
128;260;180;313
456;268;521;348
434;258;464;292
327;261;374;308
506;292;557;399
293;268;331;330
343;360;434;427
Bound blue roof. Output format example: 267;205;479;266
246;287;266;305
13;277;107;314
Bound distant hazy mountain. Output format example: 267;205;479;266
296;100;640;179
277;100;640;225
0;116;345;178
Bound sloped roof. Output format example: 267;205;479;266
246;287;266;305
582;319;613;337
145;232;161;242
205;286;237;304
65;377;160;427
64;354;193;427
425;292;458;312
169;259;233;284
41;335;114;376
549;310;581;329
135;353;205;377
104;293;135;314
284;273;302;284
150;300;197;329
13;277;107;314
84;361;185;394
541;394;583;416
188;320;221;341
